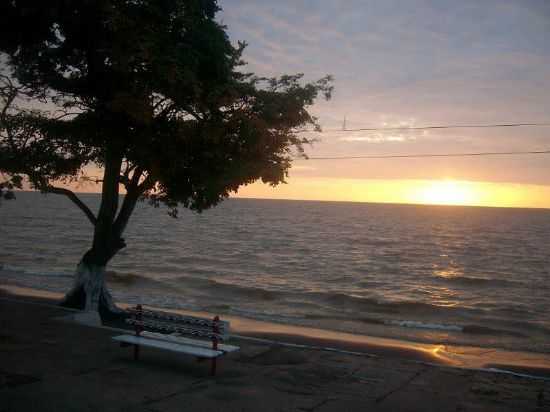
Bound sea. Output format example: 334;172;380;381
1;191;549;354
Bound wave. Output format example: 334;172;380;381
170;276;476;317
171;275;279;301
172;277;533;340
168;255;228;266
0;264;72;279
462;324;527;338
105;270;178;293
304;313;385;325
170;277;456;316
383;319;527;338
170;277;453;316
105;270;148;285
308;291;453;315
384;320;463;332
433;275;521;288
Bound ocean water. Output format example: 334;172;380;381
1;191;550;353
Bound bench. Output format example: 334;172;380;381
112;304;239;375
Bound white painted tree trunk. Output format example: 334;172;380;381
62;260;120;314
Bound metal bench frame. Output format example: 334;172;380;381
113;304;238;375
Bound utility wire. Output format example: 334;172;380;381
311;122;550;133
301;150;550;160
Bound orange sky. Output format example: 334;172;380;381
71;166;550;209
234;176;550;209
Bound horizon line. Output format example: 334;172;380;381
14;189;550;212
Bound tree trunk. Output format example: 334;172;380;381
58;149;151;321
60;147;127;321
60;254;122;320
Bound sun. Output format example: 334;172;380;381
415;180;478;206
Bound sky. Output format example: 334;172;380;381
216;0;550;208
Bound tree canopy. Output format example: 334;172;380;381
1;0;332;212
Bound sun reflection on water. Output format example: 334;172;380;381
433;267;463;279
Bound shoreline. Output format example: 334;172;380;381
3;284;550;378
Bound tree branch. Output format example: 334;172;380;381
118;174;131;187
137;172;155;192
112;168;155;236
44;186;97;226
112;189;139;237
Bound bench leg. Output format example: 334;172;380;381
133;344;140;361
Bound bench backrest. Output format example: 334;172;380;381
125;305;230;343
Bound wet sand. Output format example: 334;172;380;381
1;289;549;411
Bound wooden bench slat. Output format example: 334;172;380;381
125;308;229;331
126;318;227;341
112;335;224;359
141;331;240;353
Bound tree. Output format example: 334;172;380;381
0;0;332;317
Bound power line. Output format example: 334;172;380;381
301;149;550;160
312;122;550;133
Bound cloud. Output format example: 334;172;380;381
220;0;550;186
339;134;409;143
290;165;317;171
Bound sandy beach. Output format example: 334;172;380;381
1;288;549;412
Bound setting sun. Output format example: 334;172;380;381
413;180;478;206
